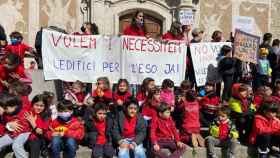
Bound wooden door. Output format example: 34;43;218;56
119;12;163;38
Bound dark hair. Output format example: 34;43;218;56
140;77;155;94
82;22;99;35
185;90;196;102
9;31;23;40
31;94;49;118
218;107;231;116
9;81;31;96
97;77;110;90
0;24;6;41
124;98;139;109
220;45;232;56
147;87;161;105
157;102;171;113
180;80;193;90
211;30;222;40
161;79;174;89
5;53;21;66
0;93;22;108
263;33;272;42
238;84;248;93
257;102;278;115
57;100;73;112
130;10;147;35
116;79;129;92
272;39;280;46
205;81;215;87
93;102;107;117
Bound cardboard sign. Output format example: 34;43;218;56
179;10;194;25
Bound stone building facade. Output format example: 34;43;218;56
0;0;278;45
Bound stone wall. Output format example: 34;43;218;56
0;0;278;46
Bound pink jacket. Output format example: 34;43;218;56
160;89;175;107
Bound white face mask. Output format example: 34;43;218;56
273;47;280;55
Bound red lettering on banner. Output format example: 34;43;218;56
64;36;71;48
135;38;141;51
141;39;147;52
72;35;80;48
89;37;96;49
51;33;62;47
122;37;129;50
129;37;135;51
80;36;88;48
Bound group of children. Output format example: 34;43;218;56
0;71;279;158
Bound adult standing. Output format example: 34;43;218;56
123;11;147;37
162;21;183;40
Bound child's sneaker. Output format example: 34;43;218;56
258;147;269;158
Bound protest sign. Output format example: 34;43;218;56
42;29;121;83
121;36;187;85
179;10;194;25
190;42;232;87
232;16;254;34
234;29;260;64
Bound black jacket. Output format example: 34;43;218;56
218;57;237;76
84;116;114;146
112;111;146;145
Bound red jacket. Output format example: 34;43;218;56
29;111;49;140
180;100;200;134
4;43;32;64
272;95;280;103
136;91;147;104
160;89;175;107
249;114;280;144
113;91;132;104
150;116;180;144
123;25;145;37
46;117;84;141
162;32;183;41
21;96;31;109
92;89;113;104
200;93;220;115
0;65;30;92
142;100;160;120
1;106;31;138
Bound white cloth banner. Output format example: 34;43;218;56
190;42;232;87
122;36;187;85
42;29;121;83
42;30;187;85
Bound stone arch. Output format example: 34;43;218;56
108;1;172;35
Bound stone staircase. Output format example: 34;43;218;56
5;145;255;158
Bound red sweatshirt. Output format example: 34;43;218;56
94;119;107;145
150;116;180;144
46;117;84;141
123;25;145;37
92;89;113;104
136;91;147;104
142;100;160;119
162;32;183;41
122;116;137;139
249;114;280;144
4;43;32;64
113;91;132;104
0;65;30;92
29;111;48;140
200;93;220;115
181;100;200;134
1;106;31;138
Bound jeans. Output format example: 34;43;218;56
51;136;77;158
0;132;30;158
206;136;238;158
118;139;146;158
92;144;115;158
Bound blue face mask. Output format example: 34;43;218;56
11;39;19;45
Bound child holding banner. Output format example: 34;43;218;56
92;77;113;106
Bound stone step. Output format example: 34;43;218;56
4;145;254;158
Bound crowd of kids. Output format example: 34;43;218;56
1;10;280;158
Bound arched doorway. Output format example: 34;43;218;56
119;11;163;38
